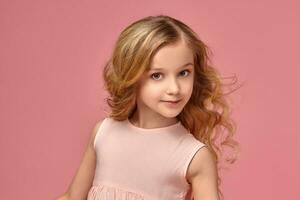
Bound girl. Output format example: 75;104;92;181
56;15;240;200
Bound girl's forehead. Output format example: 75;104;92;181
149;43;194;70
154;42;193;57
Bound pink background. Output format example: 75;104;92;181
1;0;299;199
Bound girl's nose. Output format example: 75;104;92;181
166;78;180;94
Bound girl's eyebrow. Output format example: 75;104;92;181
149;62;194;71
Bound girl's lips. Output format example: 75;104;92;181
162;100;181;103
161;100;182;106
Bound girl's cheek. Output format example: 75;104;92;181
140;83;158;95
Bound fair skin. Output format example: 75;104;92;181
130;40;194;129
186;146;220;200
56;40;219;200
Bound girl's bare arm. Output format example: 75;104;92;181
187;147;220;200
55;120;104;200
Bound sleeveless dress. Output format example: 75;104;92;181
87;117;206;200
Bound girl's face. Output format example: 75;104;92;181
135;41;194;120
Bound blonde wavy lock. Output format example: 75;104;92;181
102;15;241;200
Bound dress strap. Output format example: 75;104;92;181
93;117;109;149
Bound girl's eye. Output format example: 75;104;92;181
150;70;191;80
150;73;162;80
180;69;191;77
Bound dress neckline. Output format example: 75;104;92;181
125;118;181;133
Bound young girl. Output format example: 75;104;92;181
56;15;240;200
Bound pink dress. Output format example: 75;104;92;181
87;117;206;200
